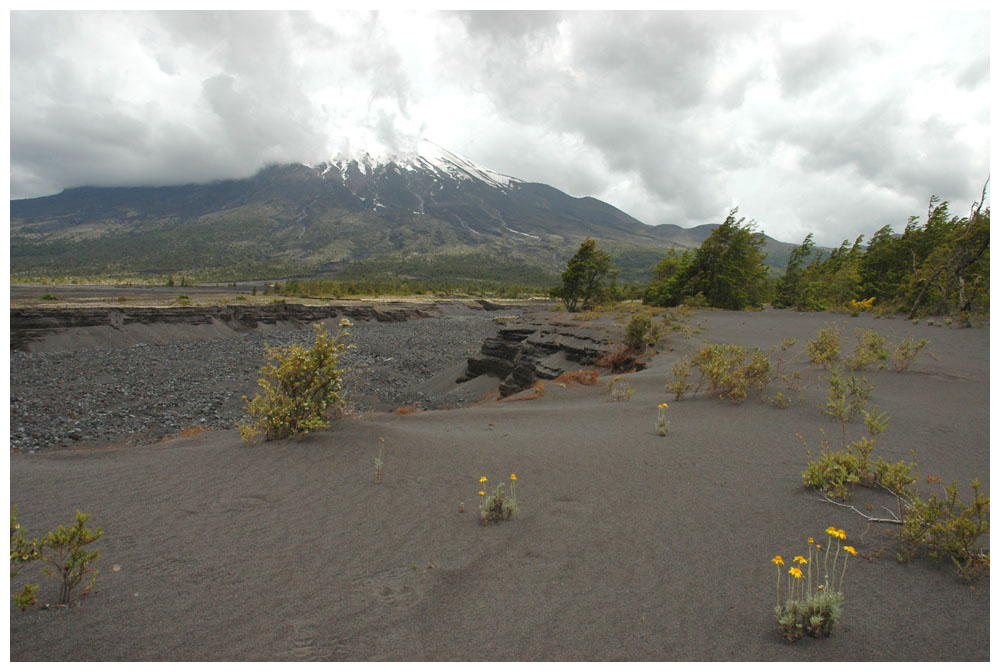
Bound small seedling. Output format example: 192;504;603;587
374;437;385;485
608;376;635;402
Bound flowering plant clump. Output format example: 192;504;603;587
772;527;856;642
845;297;876;315
655;403;670;436
479;474;520;524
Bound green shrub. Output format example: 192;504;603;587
37;510;103;606
41;293;58;301
666;359;694;400
239;320;354;443
806;323;842;368
624;311;661;352
801;409;916;502
844;329;888;370
897;478;990;581
800;430;864;500
823;365;874;443
690;343;771;403
891;337;928;372
10;506;41;610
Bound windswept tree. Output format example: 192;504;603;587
774;233;818;310
642;247;693;307
677;209;770;310
811;235;865;308
905;182;990;319
552;238;617;311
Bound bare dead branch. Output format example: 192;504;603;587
812;490;904;524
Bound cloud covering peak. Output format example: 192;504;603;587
10;10;990;247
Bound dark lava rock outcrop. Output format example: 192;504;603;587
458;314;620;396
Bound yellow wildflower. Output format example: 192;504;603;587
793;555;808;565
479;476;488;483
478;491;485;497
771;555;784;566
510;474;517;481
789;567;803;579
825;526;837;536
837;529;847;540
844;546;857;556
807;537;814;544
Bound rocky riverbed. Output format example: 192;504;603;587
9;311;509;452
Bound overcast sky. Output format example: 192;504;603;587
9;9;991;246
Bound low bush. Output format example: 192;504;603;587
823;365;875;442
891;336;928;372
801;408;917;502
806;323;842;368
11;508;104;608
10;506;41;610
607;375;635;402
691;343;771;403
39;511;103;606
666;359;694;400
624;311;662;352
239;320;354;443
897;478;990;581
844;329;888;371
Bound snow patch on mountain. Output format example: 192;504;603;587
321;139;521;192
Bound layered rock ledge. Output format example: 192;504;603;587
458;314;621;396
9;302;485;352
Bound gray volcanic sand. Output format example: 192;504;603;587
8;309;989;661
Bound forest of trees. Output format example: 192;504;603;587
770;185;989;319
556;184;989;320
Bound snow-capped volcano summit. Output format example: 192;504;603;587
321;139;521;193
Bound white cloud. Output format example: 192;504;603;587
9;9;990;248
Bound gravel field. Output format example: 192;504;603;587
9;312;506;452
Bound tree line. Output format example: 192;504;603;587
553;183;990;320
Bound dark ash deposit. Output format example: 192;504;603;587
9;301;621;453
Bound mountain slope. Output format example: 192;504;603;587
10;141;794;284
